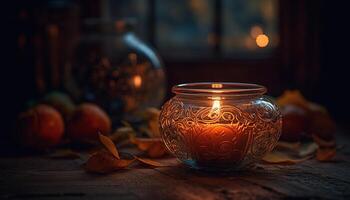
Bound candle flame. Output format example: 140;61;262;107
209;97;221;117
212;99;221;110
133;75;142;88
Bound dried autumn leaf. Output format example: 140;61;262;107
121;120;133;128
48;149;81;159
147;143;167;158
276;90;309;111
312;134;336;148
113;158;135;168
84;150;134;174
130;137;167;158
109;126;135;143
99;132;120;159
275;142;318;158
262;152;312;165
135;156;172;167
275;141;301;151
316;148;336;162
298;142;318;157
129;136;150;151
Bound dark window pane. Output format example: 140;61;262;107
155;0;214;58
108;0;149;40
222;0;278;57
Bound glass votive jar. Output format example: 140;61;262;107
159;82;282;171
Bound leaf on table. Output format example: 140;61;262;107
298;142;318;157
109;126;135;143
130;137;167;158
276;90;309;110
98;132;120;159
262;151;312;165
275;141;301;152
113;158;135;168
316;148;336;162
312;134;336;148
121;120;133;128
48;149;81;159
84;150;134;174
135;156;173;167
130;137;162;151
275;141;318;158
147;142;167;158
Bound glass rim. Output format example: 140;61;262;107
172;82;267;96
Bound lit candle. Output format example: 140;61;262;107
184;97;251;167
160;82;282;170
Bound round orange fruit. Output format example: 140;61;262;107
67;103;111;142
17;104;64;150
280;104;308;142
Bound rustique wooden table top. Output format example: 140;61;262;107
1;133;350;200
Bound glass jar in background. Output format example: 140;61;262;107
65;19;166;123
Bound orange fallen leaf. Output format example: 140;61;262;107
276;90;309;111
130;137;167;158
298;142;318;157
275;142;318;158
109;126;135;143
316;148;336;162
84;150;134;174
99;132;120;159
113;158;135;168
135;156;172;167
275;141;301;151
312;134;336;148
147;142;167;158
262;152;312;165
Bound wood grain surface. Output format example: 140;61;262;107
1;134;350;200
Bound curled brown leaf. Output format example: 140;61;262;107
262;152;312;165
312;134;336;148
135;156;173;167
84;150;134;174
98;132;120;159
109;126;135;143
130;137;167;158
316;148;336;162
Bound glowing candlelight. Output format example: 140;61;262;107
133;75;142;88
160;82;282;170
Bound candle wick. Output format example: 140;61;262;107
209;99;221;118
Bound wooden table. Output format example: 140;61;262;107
1;134;350;200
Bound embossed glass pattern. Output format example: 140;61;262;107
159;83;282;171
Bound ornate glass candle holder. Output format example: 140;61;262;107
159;83;282;171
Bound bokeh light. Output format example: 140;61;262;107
256;34;269;48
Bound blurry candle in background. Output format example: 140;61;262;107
256;34;269;48
133;75;142;88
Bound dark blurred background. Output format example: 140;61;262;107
2;0;349;141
